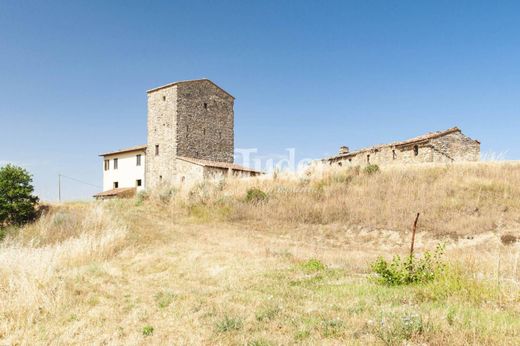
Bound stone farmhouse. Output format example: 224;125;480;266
324;127;480;166
94;79;261;199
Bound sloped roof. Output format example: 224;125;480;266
99;145;147;157
325;127;479;161
93;187;136;198
146;78;235;99
177;156;262;174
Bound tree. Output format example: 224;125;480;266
0;164;39;227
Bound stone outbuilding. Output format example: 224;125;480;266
324;127;480;166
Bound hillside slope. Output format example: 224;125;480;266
1;162;519;344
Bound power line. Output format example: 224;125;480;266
59;174;102;189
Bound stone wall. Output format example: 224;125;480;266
329;131;480;167
430;131;480;162
176;80;234;163
145;85;178;188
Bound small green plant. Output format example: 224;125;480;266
301;258;326;273
321;318;344;337
371;311;428;345
363;164;380;175
142;325;154;336
255;305;279;322
371;244;445;286
245;188;268;203
135;191;149;206
155;291;175;308
216;316;243;332
247;338;273;346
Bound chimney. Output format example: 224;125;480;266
339;146;349;155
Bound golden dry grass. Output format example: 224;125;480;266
0;162;519;345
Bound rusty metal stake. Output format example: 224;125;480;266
410;213;420;257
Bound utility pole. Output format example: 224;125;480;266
58;173;61;203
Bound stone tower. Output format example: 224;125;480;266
145;79;235;188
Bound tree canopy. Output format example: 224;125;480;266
0;164;39;227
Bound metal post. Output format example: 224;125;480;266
58;174;61;202
410;213;420;257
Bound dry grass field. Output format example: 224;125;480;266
1;162;520;345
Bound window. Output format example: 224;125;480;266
136;154;142;166
367;154;370;164
104;160;109;171
204;102;208;109
162;96;166;101
113;158;118;170
203;128;206;136
136;179;142;187
159;175;163;181
155;145;159;156
186;125;189;138
414;145;419;156
113;182;119;189
218;131;222;139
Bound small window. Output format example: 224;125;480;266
113;158;118;170
136;154;142;166
204;102;208;109
367;154;370;164
104;160;109;171
159;175;163;181
155;145;159;156
136;179;142;187
162;96;166;101
203;128;206;136
186;125;189;138
414;145;419;156
218;131;222;139
113;182;119;189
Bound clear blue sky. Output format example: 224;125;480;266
1;1;519;201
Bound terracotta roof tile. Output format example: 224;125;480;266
99;145;147;157
176;156;262;174
93;187;136;198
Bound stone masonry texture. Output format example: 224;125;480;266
145;79;234;189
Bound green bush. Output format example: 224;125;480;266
363;164;380;175
371;244;445;286
245;188;268;203
301;258;327;273
0;164;39;228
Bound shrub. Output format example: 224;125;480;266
301;258;326;273
0;164;39;228
245;188;268;204
142;325;154;336
363;164;380;175
371;244;445;286
216;316;243;332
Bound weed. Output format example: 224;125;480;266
155;291;175;308
301;258;326;273
247;338;273;346
371;244;445;286
245;188;268;204
142;325;154;336
321;318;344;337
216;316;243;333
256;306;280;322
371;311;428;345
364;164;380;175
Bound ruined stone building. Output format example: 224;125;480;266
324;127;480;166
94;79;261;199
